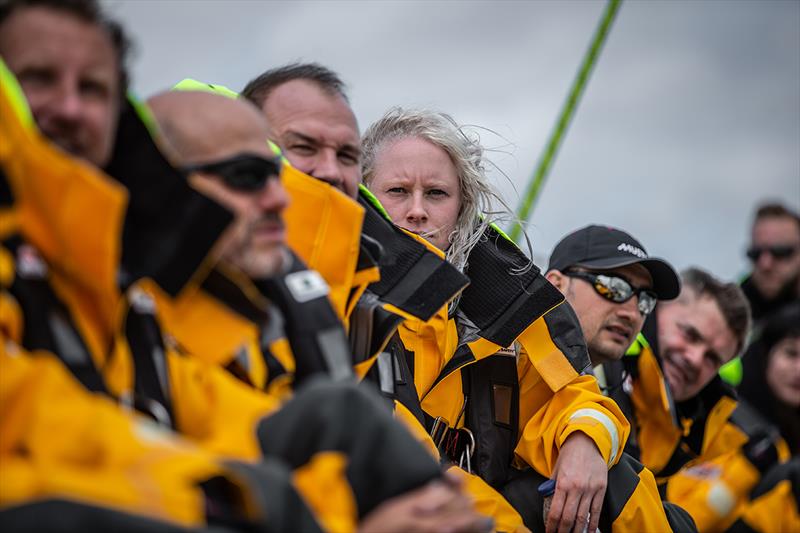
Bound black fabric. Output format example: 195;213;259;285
597;454;648;533
359;193;469;321
741;274;799;326
0;499;225;533
663;501;698;533
500;467;549;530
541;303;593;374
202;269;270;325
461;354;519;488
730;402;782;474
356;234;382;273
459;227;564;349
4;236;108;394
256;378;442;518
430;344;476;390
750;456;800;501
602;358;642;460
124;301;175;428
501;454;679;533
256;253;354;384
348;291;404;365
220;459;324;533
0;167;13;207
104;98;233;296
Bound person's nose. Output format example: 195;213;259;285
312;149;344;191
256;177;290;213
49;76;84;124
756;249;775;271
405;192;428;224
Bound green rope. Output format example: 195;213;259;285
509;0;623;242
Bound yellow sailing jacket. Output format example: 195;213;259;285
621;324;743;482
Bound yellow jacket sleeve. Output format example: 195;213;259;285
514;316;630;476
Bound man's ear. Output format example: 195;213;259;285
545;269;567;293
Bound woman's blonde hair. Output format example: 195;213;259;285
362;107;527;272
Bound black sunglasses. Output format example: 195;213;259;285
746;245;799;262
183;153;282;192
565;270;658;316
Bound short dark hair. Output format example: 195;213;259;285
241;62;348;108
0;0;132;94
681;267;752;356
753;202;800;231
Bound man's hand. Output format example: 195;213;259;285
358;470;494;533
547;432;607;533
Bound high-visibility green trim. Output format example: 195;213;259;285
489;221;514;244
359;184;391;220
172;78;239;99
128;92;161;139
509;0;623;242
170;78;289;164
719;357;743;387
625;332;649;356
0;58;35;130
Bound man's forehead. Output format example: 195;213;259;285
753;216;800;242
1;7;116;68
263;79;359;137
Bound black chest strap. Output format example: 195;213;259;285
5;236;109;395
255;253;354;385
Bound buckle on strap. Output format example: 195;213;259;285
429;417;477;474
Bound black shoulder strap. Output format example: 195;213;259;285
602;359;641;460
461;351;519;489
458;225;564;348
123;289;175;428
4;236;109;395
256;252;354;384
359;191;469;322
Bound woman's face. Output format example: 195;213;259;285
765;335;800;407
370;136;461;251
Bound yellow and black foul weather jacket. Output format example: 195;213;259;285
0;64;321;532
613;317;742;483
1;67;447;532
378;225;648;531
665;402;791;532
727;457;800;533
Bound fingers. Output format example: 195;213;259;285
545;481;566;533
411;481;463;514
571;491;592;533
587;485;604;533
556;485;581;533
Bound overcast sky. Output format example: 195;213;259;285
106;0;800;281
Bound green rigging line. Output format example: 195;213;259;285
509;0;623;243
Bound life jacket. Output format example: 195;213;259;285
618;316;742;482
665;401;791;532
382;224;628;482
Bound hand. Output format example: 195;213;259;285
358;471;494;533
547;432;607;533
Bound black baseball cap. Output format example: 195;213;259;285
548;224;680;300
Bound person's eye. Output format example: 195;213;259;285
19;67;55;87
427;189;448;197
338;152;359;165
80;78;109;99
386;187;406;194
291;144;315;155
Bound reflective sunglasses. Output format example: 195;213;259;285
183;153;282;192
565;270;658;315
746;245;799;262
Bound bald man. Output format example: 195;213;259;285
143;90;492;533
149;91;290;281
